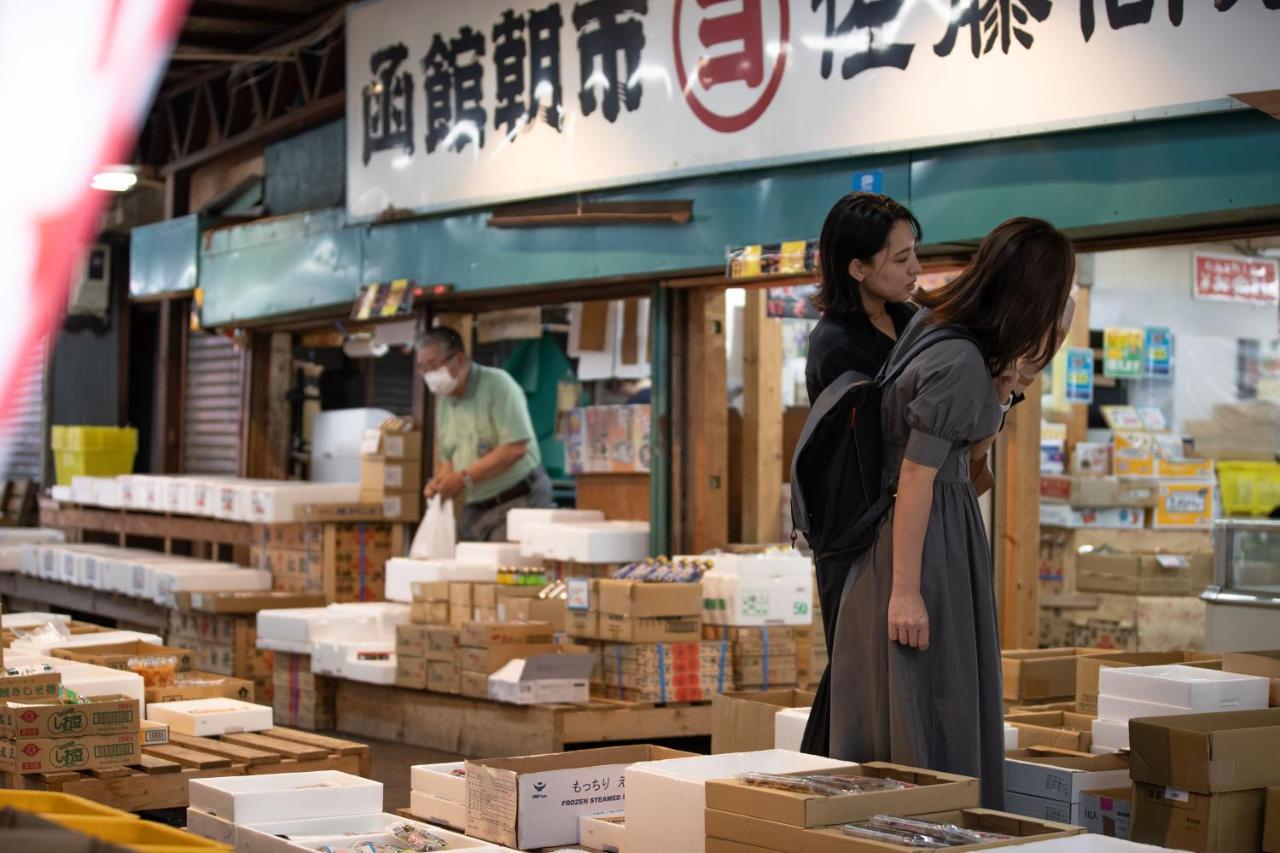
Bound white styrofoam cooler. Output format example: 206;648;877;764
384;558;499;602
625;749;852;853
237;812;504;853
1002;837;1172;851
454;541;540;567
146;698;273;736
246;481;362;523
411;762;467;803
506;508;604;542
312;638;396;683
256;603;409;653
701;571;813;626
1;611;71;629
1091;718;1131;751
8;629;162;657
408;792;467;831
773;707;810;751
1098;664;1269;712
189;771;383;825
1096;694;1194;723
518;521;649;564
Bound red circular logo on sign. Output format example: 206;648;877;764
673;0;790;133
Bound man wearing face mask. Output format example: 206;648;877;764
416;327;554;542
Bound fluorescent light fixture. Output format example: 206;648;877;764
91;166;138;192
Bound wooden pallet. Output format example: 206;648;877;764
0;728;370;812
335;681;712;757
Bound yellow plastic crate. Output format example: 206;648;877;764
51;425;138;452
0;789;136;820
50;425;138;485
1218;460;1280;517
39;816;229;851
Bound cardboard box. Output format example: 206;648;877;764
1072;443;1112;475
579;814;626;853
144;673;254;704
1004;750;1131;806
425;627;461;661
428;660;461;694
465;744;695;850
145;698;272;737
1066;594;1209;654
189;770;383;824
461;643;558;675
361;428;422;461
360;458;422;495
50;641;195;672
1004;711;1096;752
1159;458;1216;479
1003;647;1110;702
395;656;429;689
460;670;488;699
1129;707;1280;794
489;653;595;705
1130;781;1266;852
1224;650;1280;707
413;580;453;603
566;609;599;639
1081;786;1133;839
473;606;498;623
1076;651;1221;715
597;614;701;644
703;762;979;828
449;583;474;611
0;670;61;703
711;689;816;754
0;695;139;739
141;719;169;746
1075;552;1203;595
396;623;430;659
1152;481;1216;529
498;596;567;632
734;655;799;689
595;579;702;618
1265;786;1280;852
0;732;140;774
411;601;450;625
1003;790;1082;824
460;620;553;648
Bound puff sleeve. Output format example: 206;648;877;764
901;340;992;469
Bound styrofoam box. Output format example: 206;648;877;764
1098;664;1270;712
256;603;409;652
239;813;505;853
0;611;71;629
93;476;125;508
701;551;813;579
189;771;384;825
146;698;273;736
701;572;813;626
579;814;626;853
70;476;98;504
1001;836;1174;851
625;749;852;853
50;485;73;502
518;521;650;564
409;791;466;831
411;762;467;803
6;654;146;705
1004;757;1130;805
247;482;362;524
8;629;162;657
773;707;810;751
1096;694;1191;723
1091;718;1131;751
151;564;271;606
506;508;604;542
1005;723;1019;753
385;558;498;603
454;541;541;567
0;528;65;546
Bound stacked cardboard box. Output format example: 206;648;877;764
359;417;423;522
394;623;462;694
595;640;733;703
0;682;141;775
710;689;815;754
250;521;403;602
1080;787;1134;840
1004;749;1131;825
1223;650;1280;706
565;578;702;644
409;761;467;832
409;580;551;630
1075;650;1221;716
458;621;555;700
1130;708;1280;851
271;651;336;730
1002;647;1110;707
703;625;799;691
169;608;274;705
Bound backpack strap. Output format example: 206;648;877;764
876;325;979;388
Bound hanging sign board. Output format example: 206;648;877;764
1144;326;1173;378
727;239;816;279
346;0;1280;220
1193;252;1280;305
1064;347;1094;404
765;285;820;320
1103;328;1144;379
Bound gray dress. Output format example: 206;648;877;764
828;310;1006;809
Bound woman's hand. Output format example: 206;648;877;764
888;589;930;650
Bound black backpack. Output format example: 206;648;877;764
790;325;978;561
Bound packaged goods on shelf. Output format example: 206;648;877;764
146;697;272;736
1128;708;1280;851
506;508;604;542
384;557;498;603
460;620;554;648
0;529;64;572
465;744;694;850
1040;504;1146;530
518;520;649;563
1071;443;1113;476
1152;480;1217;529
1004;749;1131;825
272;652;335;730
1076;651;1221;715
596;640;731;702
625;749;853;853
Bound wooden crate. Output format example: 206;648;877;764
0;728;370;812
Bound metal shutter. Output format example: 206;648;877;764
2;338;47;483
183;330;247;475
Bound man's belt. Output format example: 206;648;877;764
466;473;534;512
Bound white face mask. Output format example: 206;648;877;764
423;365;458;396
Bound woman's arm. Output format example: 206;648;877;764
889;458;937;650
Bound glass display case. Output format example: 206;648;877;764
1202;519;1280;652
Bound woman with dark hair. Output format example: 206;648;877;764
828;217;1076;809
801;192;923;757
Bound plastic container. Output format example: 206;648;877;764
1217;460;1280;517
50;426;138;485
39;815;228;849
0;789;136;819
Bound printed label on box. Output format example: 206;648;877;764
567;578;591;612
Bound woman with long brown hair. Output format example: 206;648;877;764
828;217;1075;808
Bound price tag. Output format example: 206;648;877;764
1155;554;1191;570
567;577;591;612
1164;787;1190;803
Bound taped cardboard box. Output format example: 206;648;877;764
428;660;461;694
1075;552;1209;596
460;620;553;648
412;580;452;603
395;656;429;690
460;671;488;699
0;732;140;774
1004;711;1095;752
1130;781;1266;853
1128;707;1280;794
1081;786;1133;840
1223;650;1280;707
359;458;422;496
396;623;430;659
1003;647;1110;702
704;762;978;828
411;601;450;625
0;695;139;739
711;689;815;754
460;643;558;675
597;614;701;644
734;655;799;689
465;744;693;850
498;596;567;632
1067;594;1208;653
594;579;702;618
1076;651;1221;715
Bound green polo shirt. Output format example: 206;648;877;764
437;364;540;504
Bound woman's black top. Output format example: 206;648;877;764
805;301;917;404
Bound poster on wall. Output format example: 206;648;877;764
1193;252;1280;305
1064;348;1094;404
766;285;820;320
346;0;1280;220
1144;326;1173;378
1103;328;1144;379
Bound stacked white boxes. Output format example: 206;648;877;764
410;762;468;832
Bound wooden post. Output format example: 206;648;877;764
741;289;783;543
246;332;293;480
152;298;186;473
684;289;729;553
996;379;1042;650
433;314;474;355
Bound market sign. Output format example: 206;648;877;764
346;1;1280;220
1193;252;1280;306
1103;327;1143;379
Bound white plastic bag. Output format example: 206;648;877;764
410;495;456;559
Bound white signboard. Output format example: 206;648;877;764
347;0;1280;220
